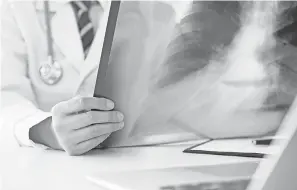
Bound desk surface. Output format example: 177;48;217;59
0;140;259;190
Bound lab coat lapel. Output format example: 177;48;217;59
75;2;111;94
51;3;84;69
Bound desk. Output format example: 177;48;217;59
0;141;259;190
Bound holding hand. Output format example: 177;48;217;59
51;96;124;155
29;96;124;156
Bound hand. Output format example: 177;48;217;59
51;96;124;155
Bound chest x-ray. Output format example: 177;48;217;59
95;1;297;147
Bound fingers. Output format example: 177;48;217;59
51;96;124;156
68;134;111;156
68;111;124;129
53;97;115;115
75;122;124;142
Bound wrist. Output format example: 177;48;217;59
29;117;62;150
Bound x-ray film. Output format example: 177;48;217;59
94;1;297;147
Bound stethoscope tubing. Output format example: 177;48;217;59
38;1;63;85
44;1;54;62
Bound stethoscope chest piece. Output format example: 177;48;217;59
40;1;63;85
39;56;63;85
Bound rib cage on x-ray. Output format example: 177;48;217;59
158;1;297;95
131;1;297;137
98;1;297;146
157;2;242;88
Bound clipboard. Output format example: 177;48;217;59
183;138;280;158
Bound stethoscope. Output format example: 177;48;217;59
39;1;63;85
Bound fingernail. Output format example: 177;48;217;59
117;112;124;121
106;100;114;109
119;122;125;128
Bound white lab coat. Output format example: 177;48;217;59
0;0;112;147
0;0;178;148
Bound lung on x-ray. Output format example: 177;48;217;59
94;1;297;147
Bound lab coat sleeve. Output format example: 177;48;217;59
0;1;51;148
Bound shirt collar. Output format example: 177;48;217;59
35;0;109;12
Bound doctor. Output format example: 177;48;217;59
0;0;127;156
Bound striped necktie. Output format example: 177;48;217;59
157;2;241;88
71;1;96;57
